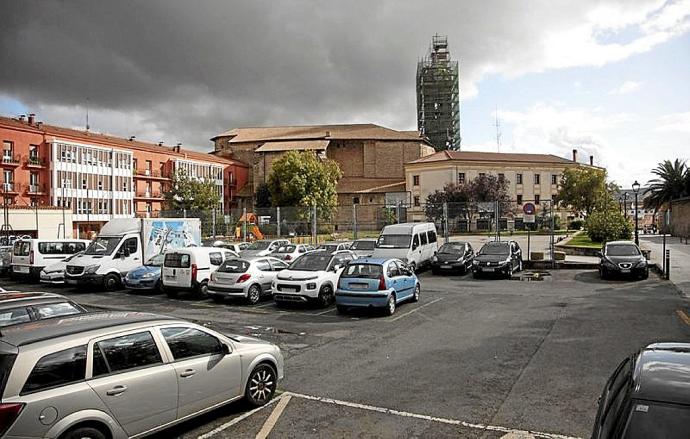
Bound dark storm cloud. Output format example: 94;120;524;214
0;0;669;150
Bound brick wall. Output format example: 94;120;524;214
670;198;690;237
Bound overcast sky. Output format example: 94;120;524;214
1;0;689;186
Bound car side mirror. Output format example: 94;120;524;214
221;343;231;355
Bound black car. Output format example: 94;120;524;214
431;242;474;274
0;291;87;328
591;343;690;439
599;241;648;280
472;240;522;279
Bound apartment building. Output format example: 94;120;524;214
1;115;248;238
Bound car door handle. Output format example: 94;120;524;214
106;385;128;396
180;369;196;378
133;257;140;261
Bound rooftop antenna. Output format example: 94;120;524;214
85;97;90;131
494;105;501;153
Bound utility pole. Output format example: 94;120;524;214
494;106;501;153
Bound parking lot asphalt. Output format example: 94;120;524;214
1;269;689;438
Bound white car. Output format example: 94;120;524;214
208;257;289;304
162;247;238;298
272;250;356;307
316;241;351;253
40;251;85;284
271;244;311;262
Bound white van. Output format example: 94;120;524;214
11;239;90;279
371;222;438;271
162;247;237;298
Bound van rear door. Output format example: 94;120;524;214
10;241;31;274
163;252;192;288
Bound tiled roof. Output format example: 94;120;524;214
0;115;248;168
254;140;330;153
408;150;579;165
213;123;429;144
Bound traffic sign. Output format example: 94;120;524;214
523;202;536;215
524;214;536;224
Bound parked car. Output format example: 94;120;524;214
590;342;690;439
271;244;311;261
316;241;351;253
208;257;289;304
123;253;166;292
39;251;85;285
272;250;356;307
223;242;250;253
431;242;474;275
240;239;290;258
0;245;12;275
372;222;438;272
0;311;284;439
162;247;238;298
0;291;87;327
12;238;90;279
349;239;377;258
335;258;420;316
472;240;522;278
599;241;649;280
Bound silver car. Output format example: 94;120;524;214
0;311;283;439
349;239;376;258
40;251;85;284
0;245;11;275
208;257;289;304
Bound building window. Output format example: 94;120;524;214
535;194;541;204
458;172;465;184
516;173;523;185
551;174;558;185
31;198;38;207
29;145;39;159
534;174;540;185
498;173;505;181
98;179;103;190
3;197;12;206
146;203;152;213
414;196;420;207
479;172;486;178
353;197;360;205
413;175;420;186
517;194;523;204
82;179;87;189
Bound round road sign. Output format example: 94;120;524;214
523;202;536;215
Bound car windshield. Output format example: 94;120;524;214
64;251;85;263
341;263;383;279
217;259;250;273
351;240;375;250
84;237;121;256
288;253;332;271
480;243;509;256
607;244;640;256
623;401;690;438
276;245;296;253
439;243;465;254
376;234;411;249
246;241;271;250
145;254;165;266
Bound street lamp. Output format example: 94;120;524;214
632;180;640;245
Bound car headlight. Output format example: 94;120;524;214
84;264;100;274
636;259;647;267
141;272;155;279
306;283;317;290
472;260;479;265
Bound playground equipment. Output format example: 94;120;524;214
235;212;264;240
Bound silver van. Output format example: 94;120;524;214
0;311;283;439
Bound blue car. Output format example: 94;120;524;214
123;254;165;292
335;258;420;316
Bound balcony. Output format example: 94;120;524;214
134;191;163;200
136;210;160;218
133;169;169;180
26;184;47;195
0;182;18;194
1;153;21;168
25;156;46;168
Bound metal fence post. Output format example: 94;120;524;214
352;203;358;240
662;233;666;274
242;207;247;243
550;202;555;268
276;207;281;238
396;201;401;224
443;202;449;244
211;208;216;239
665;249;670;280
311;203;317;245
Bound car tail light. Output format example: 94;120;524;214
0;403;24;436
237;273;251;283
29;250;34;265
378;275;386;291
191;263;198;282
285;255;292;260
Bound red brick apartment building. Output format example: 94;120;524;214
0;114;248;237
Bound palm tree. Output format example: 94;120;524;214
644;159;688;210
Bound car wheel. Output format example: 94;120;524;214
165;289;178;298
336;305;348;314
245;364;277;407
317;285;333;308
412;283;420;302
195;281;209;299
641;268;649;280
431;268;440;275
60;426;107;439
599;267;607;280
385;294;396;316
103;274;120;291
518;260;523;272
155;280;164;293
247;284;262;304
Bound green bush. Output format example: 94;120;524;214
585;209;633;242
568;219;584;230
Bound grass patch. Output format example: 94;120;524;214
563;232;603;249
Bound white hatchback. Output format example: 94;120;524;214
162;247;238;298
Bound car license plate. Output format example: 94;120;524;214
441;264;452;269
483;267;494;272
165;275;176;280
14;266;29;273
281;286;298;293
621;269;630;273
349;283;369;290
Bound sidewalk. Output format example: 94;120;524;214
640;234;690;297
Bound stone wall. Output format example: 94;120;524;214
670;198;690;237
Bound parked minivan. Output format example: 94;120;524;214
371;223;438;271
11;239;90;279
162;247;237;298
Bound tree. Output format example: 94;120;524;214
267;151;342;219
644;159;688;211
555;167;609;216
424;182;471;221
586;208;633;242
255;182;272;208
164;169;221;211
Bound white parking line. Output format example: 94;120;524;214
196;394;283;439
255;394;292;439
388;297;443;322
313;307;336;315
255;302;276;308
282;392;580;439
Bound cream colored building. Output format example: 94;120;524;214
405;149;601;228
